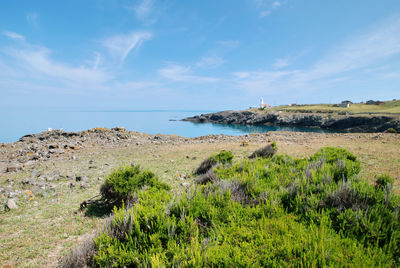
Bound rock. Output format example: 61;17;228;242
6;164;19;173
31;170;40;177
76;176;88;183
48;144;58;149
180;182;190;187
80;182;90;189
22;177;33;185
6;199;18;210
69;182;76;188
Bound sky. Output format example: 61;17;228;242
0;0;399;110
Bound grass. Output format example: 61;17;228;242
254;99;400;114
0;132;399;266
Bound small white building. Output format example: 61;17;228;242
260;97;271;108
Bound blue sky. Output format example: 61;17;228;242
0;0;399;110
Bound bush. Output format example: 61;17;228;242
99;165;170;208
310;147;360;182
375;174;394;190
195;150;233;175
249;142;277;159
67;147;400;267
386;128;397;133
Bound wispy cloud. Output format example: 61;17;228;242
158;63;218;83
134;0;153;19
8;47;111;85
125;0;157;24
3;31;25;41
26;12;39;26
234;16;400;94
101;31;152;64
254;0;285;17
272;57;290;68
195;55;225;69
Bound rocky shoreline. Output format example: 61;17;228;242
182;110;400;133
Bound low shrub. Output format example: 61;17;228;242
375;174;394;190
249;141;277;159
65;147;400;267
194;150;233;175
386;127;397;133
99;165;170;208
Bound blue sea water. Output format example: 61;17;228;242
0;108;330;143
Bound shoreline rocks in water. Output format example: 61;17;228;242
182;110;400;133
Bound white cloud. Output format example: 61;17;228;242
195;55;225;69
255;0;285;17
272;57;290;68
8;47;111;85
101;31;152;64
134;0;153;20
158;63;218;83
3;31;25;41
234;16;400;94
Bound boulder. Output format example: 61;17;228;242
5;199;18;210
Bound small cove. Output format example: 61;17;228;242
1;109;334;143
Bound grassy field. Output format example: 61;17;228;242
257;99;400;114
0;132;399;266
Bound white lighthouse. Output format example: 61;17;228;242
260;97;264;108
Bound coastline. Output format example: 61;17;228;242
1;127;399;266
183;110;400;133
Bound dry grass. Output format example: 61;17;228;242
0;132;399;266
254;100;400;114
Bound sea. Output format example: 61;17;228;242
0;108;331;143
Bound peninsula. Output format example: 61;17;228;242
183;100;400;133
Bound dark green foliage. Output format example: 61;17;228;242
375;174;394;190
99;165;170;208
82;147;400;267
386;127;397;133
194;150;233;175
249;142;277;159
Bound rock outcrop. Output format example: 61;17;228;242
183;110;400;133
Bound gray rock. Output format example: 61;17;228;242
31;170;40;177
6;199;18;210
22;177;33;185
80;182;90;189
75;176;88;182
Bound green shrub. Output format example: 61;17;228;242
67;147;400;267
249;142;277;159
99;165;170;207
386;127;397;133
310;147;360;182
195;150;233;175
375;174;394;190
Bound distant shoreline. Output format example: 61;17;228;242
183;110;400;133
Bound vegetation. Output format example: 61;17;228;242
256;99;400;114
99;165;170;208
67;146;400;267
194;150;234;175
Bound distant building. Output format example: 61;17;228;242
366;100;385;105
341;100;353;105
333;103;350;108
288;103;297;107
260;97;271;108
